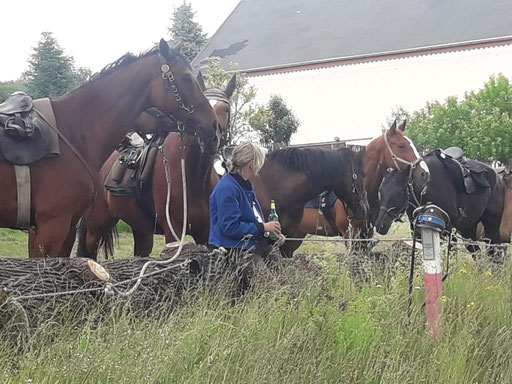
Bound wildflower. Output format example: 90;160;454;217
485;285;494;291
485;271;492;277
458;268;468;274
441;296;447;303
467;302;475;308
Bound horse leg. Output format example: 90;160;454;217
280;238;303;258
480;217;505;263
132;228;154;257
29;217;73;258
57;223;78;257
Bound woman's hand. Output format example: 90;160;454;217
277;233;286;247
264;221;281;236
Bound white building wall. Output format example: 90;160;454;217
248;44;512;144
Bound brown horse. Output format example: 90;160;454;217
0;40;220;258
252;147;369;257
289;120;430;255
77;75;236;259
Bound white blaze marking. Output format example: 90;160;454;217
209;100;221;107
405;137;430;173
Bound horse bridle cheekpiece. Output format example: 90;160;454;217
159;54;195;115
383;130;422;178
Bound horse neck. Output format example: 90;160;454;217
364;137;385;214
184;136;215;195
51;55;158;171
255;163;318;213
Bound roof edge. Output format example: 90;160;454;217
245;36;512;76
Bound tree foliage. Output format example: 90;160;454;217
203;59;266;143
405;74;512;165
0;80;28;103
23;31;91;98
251;95;300;148
168;1;208;62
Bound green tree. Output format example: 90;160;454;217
168;2;208;62
203;59;266;143
252;95;300;149
23;31;91;98
0;80;28;102
406;74;512;165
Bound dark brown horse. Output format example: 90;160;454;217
252;147;369;257
288;120;430;255
77;75;236;258
0;40;220;258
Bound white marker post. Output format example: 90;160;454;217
415;204;449;340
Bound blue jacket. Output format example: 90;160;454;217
209;173;265;250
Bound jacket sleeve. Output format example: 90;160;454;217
216;187;262;240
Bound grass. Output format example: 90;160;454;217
0;224;511;383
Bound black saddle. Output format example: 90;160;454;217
0;92;59;165
105;131;167;197
432;148;491;195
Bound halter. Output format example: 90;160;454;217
383;130;423;179
159;54;196;115
383;130;426;206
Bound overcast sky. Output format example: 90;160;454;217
0;0;240;82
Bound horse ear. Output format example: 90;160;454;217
173;42;183;53
389;119;397;133
224;73;237;99
197;71;207;91
159;39;170;59
398;120;407;132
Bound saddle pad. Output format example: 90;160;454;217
305;190;337;209
0;98;60;165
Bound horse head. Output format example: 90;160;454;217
333;148;369;220
150;40;219;155
200;72;236;150
375;168;409;235
377;120;430;191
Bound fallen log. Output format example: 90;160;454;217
0;243;234;330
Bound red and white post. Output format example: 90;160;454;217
415;205;449;340
420;226;443;339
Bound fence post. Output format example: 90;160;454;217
415;204;449;340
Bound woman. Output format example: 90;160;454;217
209;142;285;282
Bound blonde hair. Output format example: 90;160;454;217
228;142;266;175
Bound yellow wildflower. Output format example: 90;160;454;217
459;268;468;274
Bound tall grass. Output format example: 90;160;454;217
0;228;511;383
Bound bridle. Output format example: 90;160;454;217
204;87;231;147
159;53;196;116
341;160;368;221
383;130;425;207
383;130;423;179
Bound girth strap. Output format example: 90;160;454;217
14;165;31;229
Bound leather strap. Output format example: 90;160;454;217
33;99;97;201
14;165;31;229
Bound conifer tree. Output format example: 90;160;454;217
168;2;208;62
23;31;90;98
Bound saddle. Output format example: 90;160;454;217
304;190;340;235
0;92;60;165
104;130;167;197
432;147;491;195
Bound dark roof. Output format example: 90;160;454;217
193;0;512;72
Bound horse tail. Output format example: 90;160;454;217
76;216;119;259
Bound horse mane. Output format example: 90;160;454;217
266;147;355;184
92;46;160;80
